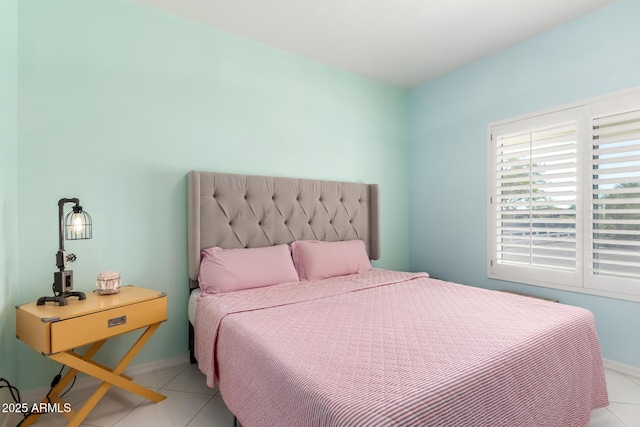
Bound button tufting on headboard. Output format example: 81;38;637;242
187;171;380;287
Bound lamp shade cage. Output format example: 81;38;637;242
65;206;92;240
38;197;93;305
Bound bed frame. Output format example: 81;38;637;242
186;171;607;426
187;170;380;361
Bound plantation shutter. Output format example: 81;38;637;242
490;108;581;287
590;99;640;286
489;91;640;299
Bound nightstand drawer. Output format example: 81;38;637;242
50;297;167;353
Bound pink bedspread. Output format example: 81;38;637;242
195;270;608;426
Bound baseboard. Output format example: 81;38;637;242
1;353;190;427
604;358;640;378
18;353;190;408
3;354;632;427
122;353;191;378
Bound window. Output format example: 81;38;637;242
488;90;640;300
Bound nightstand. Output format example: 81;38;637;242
16;286;167;427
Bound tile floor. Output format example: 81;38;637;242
6;364;640;426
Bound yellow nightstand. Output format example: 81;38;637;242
16;286;168;427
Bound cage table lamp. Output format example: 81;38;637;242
37;197;93;306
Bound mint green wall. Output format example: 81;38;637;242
409;0;640;368
17;0;408;390
0;0;19;409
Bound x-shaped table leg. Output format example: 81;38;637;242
21;323;165;427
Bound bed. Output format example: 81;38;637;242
187;170;608;427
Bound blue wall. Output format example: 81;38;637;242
15;0;409;390
10;0;640;394
0;0;19;412
409;0;640;368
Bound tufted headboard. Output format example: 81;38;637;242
187;171;380;289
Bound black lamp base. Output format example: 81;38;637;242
37;291;86;306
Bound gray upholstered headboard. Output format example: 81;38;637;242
188;171;380;288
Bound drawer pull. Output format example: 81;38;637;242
108;316;127;328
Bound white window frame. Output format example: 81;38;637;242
487;86;640;302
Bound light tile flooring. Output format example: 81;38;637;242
7;365;640;426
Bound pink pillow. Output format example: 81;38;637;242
199;245;299;294
290;240;372;281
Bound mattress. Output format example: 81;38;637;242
188;288;200;324
195;269;608;426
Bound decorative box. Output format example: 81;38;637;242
96;271;121;295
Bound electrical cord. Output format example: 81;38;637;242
0;377;30;427
0;378;21;409
2;362;77;427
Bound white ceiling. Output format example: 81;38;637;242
132;0;618;88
